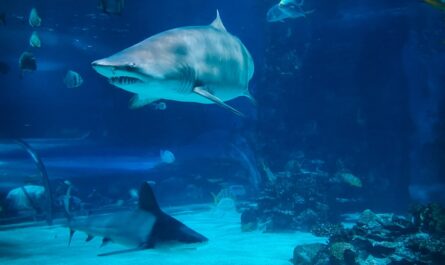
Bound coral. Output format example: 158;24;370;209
411;203;445;235
311;223;344;237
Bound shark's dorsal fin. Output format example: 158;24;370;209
138;182;162;215
210;10;227;32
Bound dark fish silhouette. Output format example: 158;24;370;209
0;61;10;74
19;51;37;78
0;13;6;26
98;0;125;15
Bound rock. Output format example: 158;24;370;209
329;242;356;264
404;233;445;263
343;249;357;265
370;241;398;257
351;235;373;251
357;209;383;230
361;255;391;265
292;243;324;265
295;208;319;229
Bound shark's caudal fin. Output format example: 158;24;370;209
139;181;209;245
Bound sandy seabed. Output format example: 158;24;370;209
0;206;326;265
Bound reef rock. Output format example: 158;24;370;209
293;207;445;265
292;243;325;265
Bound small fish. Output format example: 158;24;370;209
29;31;41;48
207;178;224;184
267;0;314;23
19;51;37;77
160;149;175;164
64;70;84;88
98;0;125;15
28;8;41;27
0;61;10;74
0;13;6;26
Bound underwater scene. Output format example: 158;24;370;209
1;0;445;264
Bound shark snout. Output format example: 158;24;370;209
91;59;116;78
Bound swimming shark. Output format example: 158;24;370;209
91;11;254;117
68;181;208;255
267;0;314;22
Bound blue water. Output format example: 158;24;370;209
0;0;444;263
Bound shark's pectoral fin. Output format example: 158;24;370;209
129;95;159;109
192;86;245;117
100;237;112;247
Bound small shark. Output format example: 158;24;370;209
68;182;208;255
267;0;314;22
92;11;254;117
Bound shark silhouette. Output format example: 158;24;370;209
91;11;254;117
68;182;207;255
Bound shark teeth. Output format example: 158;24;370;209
109;76;142;85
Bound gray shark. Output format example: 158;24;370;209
91;11;254;117
267;0;314;22
68;182;207;255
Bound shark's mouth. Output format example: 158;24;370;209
109;76;142;85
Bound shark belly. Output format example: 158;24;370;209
69;210;155;247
